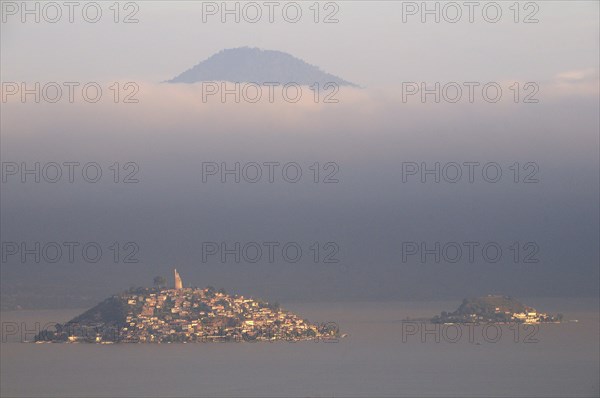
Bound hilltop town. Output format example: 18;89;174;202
36;270;339;343
431;295;563;324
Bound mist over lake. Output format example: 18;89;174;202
1;1;598;396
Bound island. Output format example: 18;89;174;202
35;270;339;343
431;295;563;324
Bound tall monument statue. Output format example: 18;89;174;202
174;269;183;289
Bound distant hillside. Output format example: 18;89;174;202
36;286;339;343
432;295;561;324
68;296;128;325
456;295;527;315
167;47;357;86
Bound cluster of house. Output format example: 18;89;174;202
483;306;557;324
510;309;556;324
35;271;340;343
118;287;334;342
432;296;561;325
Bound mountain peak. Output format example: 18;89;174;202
167;47;357;86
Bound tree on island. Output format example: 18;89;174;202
205;286;216;298
153;276;167;289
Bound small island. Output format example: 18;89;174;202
431;295;563;324
35;270;339;343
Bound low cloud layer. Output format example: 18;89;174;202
1;82;598;302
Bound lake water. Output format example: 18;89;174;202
1;299;598;397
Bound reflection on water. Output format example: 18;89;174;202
1;299;598;397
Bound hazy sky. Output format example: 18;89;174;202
1;1;598;303
1;1;598;85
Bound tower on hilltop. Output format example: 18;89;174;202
174;269;183;290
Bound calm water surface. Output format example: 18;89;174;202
1;299;598;397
